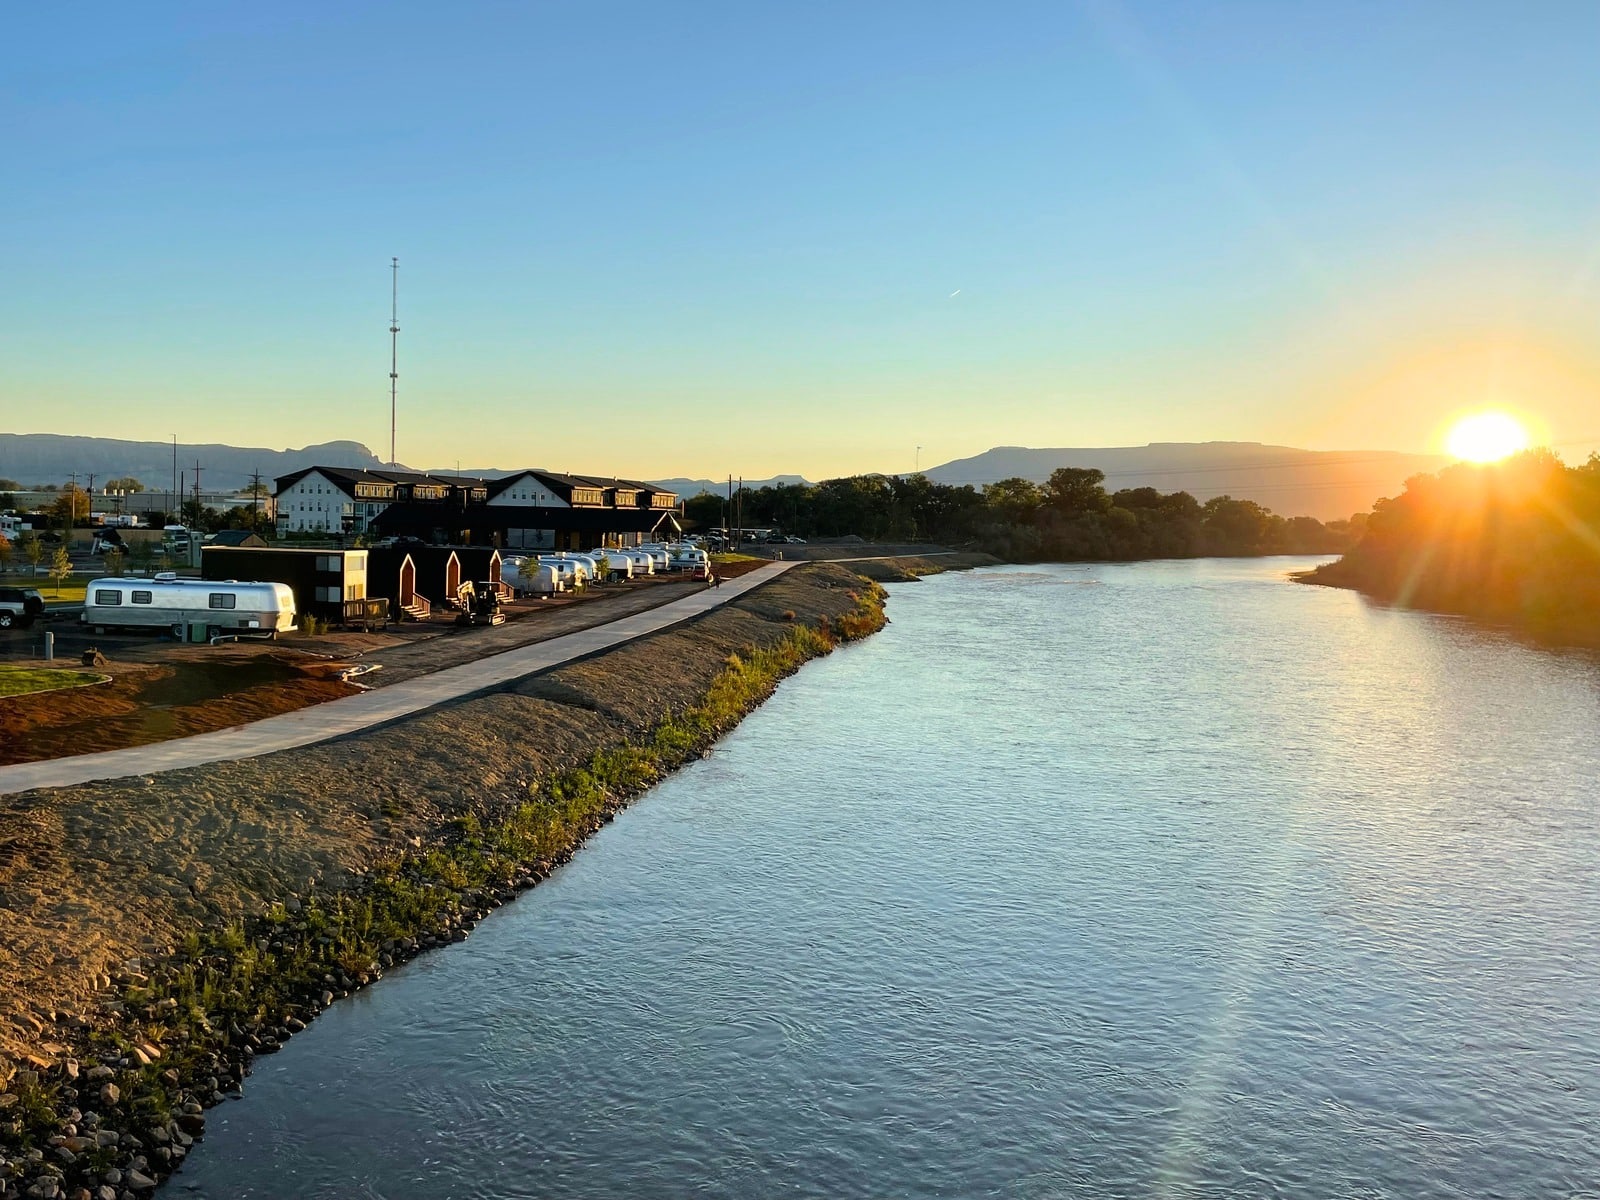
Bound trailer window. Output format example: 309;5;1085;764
208;593;237;610
94;589;122;606
132;591;153;604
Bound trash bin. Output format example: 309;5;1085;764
188;621;209;644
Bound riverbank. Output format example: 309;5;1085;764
0;562;886;1199
1297;558;1600;651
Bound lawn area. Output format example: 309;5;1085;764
1;575;88;604
0;667;108;698
710;552;765;565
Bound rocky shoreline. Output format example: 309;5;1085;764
0;563;888;1199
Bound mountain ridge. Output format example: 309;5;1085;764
1;434;1449;519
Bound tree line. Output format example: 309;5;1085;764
685;469;1357;559
1305;449;1600;642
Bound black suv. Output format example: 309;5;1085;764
0;587;45;629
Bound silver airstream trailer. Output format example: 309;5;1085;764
81;574;296;639
608;548;656;575
635;544;672;571
584;550;634;581
536;556;590;589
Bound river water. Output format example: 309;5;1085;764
173;559;1600;1199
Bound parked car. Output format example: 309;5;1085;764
0;587;45;629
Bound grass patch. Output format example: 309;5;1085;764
3;575;89;604
0;667;107;698
710;552;764;564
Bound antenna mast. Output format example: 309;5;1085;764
389;257;400;468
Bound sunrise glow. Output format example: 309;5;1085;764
1445;412;1532;463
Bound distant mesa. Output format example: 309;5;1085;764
920;442;1451;521
0;433;388;492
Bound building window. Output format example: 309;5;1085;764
208;593;236;610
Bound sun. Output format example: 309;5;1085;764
1445;411;1531;463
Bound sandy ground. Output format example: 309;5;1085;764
0;563;876;1079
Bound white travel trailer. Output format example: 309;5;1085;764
525;562;565;595
536;556;590;589
668;545;709;570
81;574;296;639
634;544;672;572
584;550;634;581
604;548;654;575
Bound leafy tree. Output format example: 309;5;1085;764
0;477;20;490
49;484;89;526
0;533;11;575
682;493;724;528
104;476;145;493
518;556;543;591
49;545;72;596
20;532;43;574
218;504;274;537
983;477;1045;523
1045;468;1112;517
102;547;128;577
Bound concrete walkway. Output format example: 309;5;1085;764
0;562;799;797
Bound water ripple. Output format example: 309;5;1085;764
177;559;1600;1199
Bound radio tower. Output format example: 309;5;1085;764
388;256;400;468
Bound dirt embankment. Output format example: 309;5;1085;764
0;563;878;1082
0;657;359;766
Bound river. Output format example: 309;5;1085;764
172;558;1600;1199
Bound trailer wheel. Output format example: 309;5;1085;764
207;625;221;641
171;623;183;639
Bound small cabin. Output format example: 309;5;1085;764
201;546;384;628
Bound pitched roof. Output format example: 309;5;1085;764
207;529;267;547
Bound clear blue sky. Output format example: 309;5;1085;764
6;1;1600;478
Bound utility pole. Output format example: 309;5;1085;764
915;445;921;474
171;435;178;525
726;475;733;545
250;468;263;530
389;257;400;468
736;476;743;550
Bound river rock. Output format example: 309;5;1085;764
96;1084;118;1107
123;1170;154;1192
